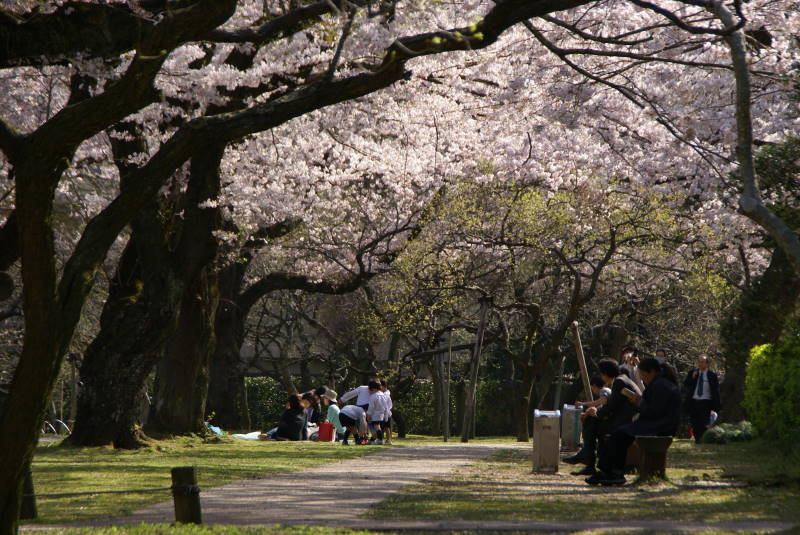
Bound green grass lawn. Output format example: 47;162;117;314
370;439;800;525
27;436;378;524
25;433;504;525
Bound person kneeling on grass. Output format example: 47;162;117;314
587;357;681;486
339;404;369;445
322;390;346;440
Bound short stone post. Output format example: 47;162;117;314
20;463;37;520
636;436;673;482
171;466;202;524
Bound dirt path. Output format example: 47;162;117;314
111;443;521;526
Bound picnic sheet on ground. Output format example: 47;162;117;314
232;424;319;440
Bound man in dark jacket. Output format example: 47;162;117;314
588;358;681;485
683;355;721;443
594;359;642;432
570;359;641;476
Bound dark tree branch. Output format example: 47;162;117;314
238;269;374;315
626;0;745;36
0;3;155;68
55;0;594;344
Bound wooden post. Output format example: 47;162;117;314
19;464;37;520
171;466;202;524
461;297;489;443
571;322;593;402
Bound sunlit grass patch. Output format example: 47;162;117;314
28;436;377;524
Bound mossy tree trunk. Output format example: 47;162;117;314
149;267;220;435
70;143;224;447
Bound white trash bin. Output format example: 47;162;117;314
532;409;561;473
561;404;583;451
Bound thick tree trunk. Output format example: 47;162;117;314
148;268;220;435
719;248;800;422
206;264;251;430
0;156;70;535
70;144;223;447
69;236;183;448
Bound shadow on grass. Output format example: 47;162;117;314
369;439;800;525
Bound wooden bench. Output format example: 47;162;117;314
635;436;673;481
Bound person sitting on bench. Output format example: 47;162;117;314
563;375;612;475
588;357;681;486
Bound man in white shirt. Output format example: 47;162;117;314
683;355;721;443
340;383;373;410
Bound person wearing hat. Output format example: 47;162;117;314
321;389;345;440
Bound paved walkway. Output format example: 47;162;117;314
111;443;520;526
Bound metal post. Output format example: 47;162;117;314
171;467;202;524
443;335;452;442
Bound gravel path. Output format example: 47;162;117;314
113;443;520;526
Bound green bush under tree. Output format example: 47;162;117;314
743;320;800;441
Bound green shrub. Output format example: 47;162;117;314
245;377;290;431
701;421;757;444
743;325;800;440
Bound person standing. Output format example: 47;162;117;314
683;355;721;443
340;382;374;411
366;381;390;444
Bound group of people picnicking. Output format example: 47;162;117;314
564;347;722;486
264;379;394;446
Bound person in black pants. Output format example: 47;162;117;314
563;376;612;475
683;355;721;443
588;358;681;486
570;360;641;476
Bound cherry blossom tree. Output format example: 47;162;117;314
0;0;797;529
